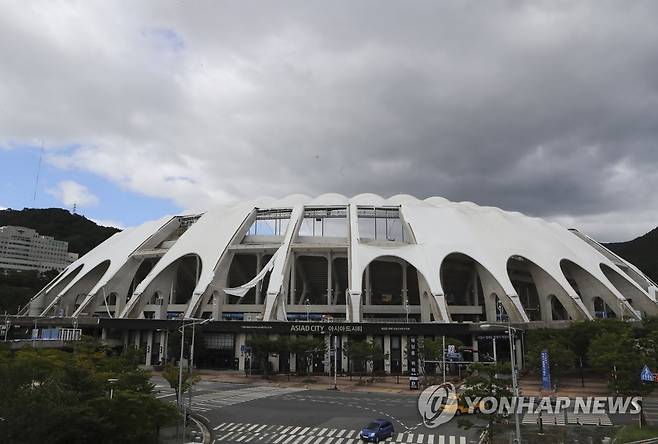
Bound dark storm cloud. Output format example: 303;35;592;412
1;1;657;240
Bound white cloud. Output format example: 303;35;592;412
2;2;658;240
47;180;99;208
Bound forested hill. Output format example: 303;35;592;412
0;208;120;255
605;226;658;285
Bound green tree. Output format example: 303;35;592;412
458;362;513;440
162;363;200;404
344;340;383;381
289;336;325;376
587;331;652;395
0;342;179;443
247;335;282;375
525;338;576;387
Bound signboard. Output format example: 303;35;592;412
240;345;252;354
541;349;551;390
408;336;419;390
641;365;655;383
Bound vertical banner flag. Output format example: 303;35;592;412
541;349;551;391
409;336;419;390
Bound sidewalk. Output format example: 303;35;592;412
191;369;425;395
519;374;610;397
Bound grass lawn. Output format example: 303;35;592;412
614;424;658;442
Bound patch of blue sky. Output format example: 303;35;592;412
0;145;181;228
146;27;185;52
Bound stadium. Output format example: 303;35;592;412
14;193;658;372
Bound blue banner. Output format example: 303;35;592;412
541;349;551;390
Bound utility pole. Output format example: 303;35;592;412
333;335;338;390
442;335;446;384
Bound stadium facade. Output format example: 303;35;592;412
14;194;658;372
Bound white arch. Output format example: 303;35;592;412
121;203;259;318
506;254;590;321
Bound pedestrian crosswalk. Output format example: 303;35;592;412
212;422;468;444
159;386;306;413
566;412;613;426
521;412;612;426
521;413;565;426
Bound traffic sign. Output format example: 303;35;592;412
641;365;655;382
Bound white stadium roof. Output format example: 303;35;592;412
25;194;658;323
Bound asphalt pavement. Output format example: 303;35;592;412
151;377;485;444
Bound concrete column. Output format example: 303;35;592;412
159;331;168;364
366;335;374;373
384;335;391;374
133;330;141;349
123;330;130;350
267;335;279;373
401;336;408;372
212;292;220;320
235;333;246;371
327;252;332;305
145;330;153;366
471;335;479;362
402;262;408;306
365;265;372;305
348;291;362;322
290;352;297;373
256;254;262;305
341;336;349;373
101;328;108;341
289;253;296;305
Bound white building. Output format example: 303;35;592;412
0;226;78;272
23;193;658;322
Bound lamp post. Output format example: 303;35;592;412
3;312;10;342
188;318;211;413
107;378;118;400
177;317;211;442
32;318;38;348
305;299;310;322
404;299;409;324
481;323;523;444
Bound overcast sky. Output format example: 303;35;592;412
1;1;657;241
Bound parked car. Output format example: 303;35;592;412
360;419;395;442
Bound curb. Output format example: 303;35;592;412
189;411;213;444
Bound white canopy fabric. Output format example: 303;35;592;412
224;250;279;297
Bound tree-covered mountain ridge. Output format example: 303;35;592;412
0;207;120;256
605;226;658;285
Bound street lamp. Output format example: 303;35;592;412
481;323;523;444
177;317;211;441
3;313;10;342
107;378;118;400
404;299;409;324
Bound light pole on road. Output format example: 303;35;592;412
481;322;523;444
177;317;211;442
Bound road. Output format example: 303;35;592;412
151;377;485;444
